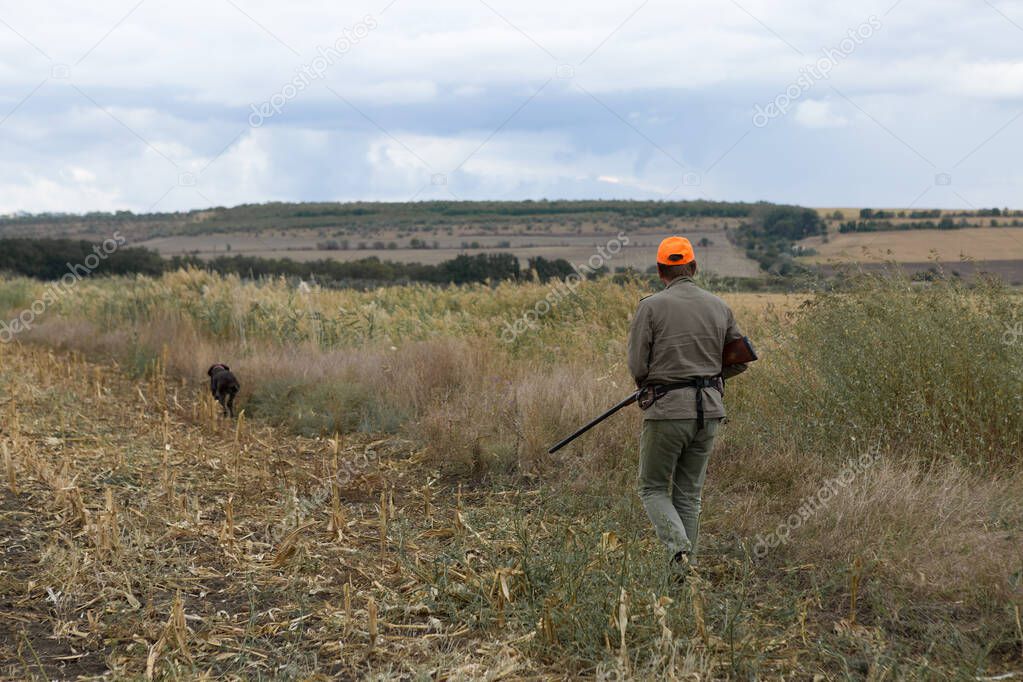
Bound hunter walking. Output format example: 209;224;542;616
627;236;750;579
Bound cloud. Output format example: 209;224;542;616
453;84;485;98
348;80;439;104
0;0;1022;211
363;129;689;199
952;61;1023;99
0;173;122;214
60;166;96;183
795;100;849;128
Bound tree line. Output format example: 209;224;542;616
0;237;165;279
732;205;826;275
839;217;1023;233
0;237;586;286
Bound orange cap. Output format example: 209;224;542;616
656;236;695;265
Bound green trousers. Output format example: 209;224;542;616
637;418;720;558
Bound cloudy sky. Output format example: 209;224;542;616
1;0;1021;213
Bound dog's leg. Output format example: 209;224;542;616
227;391;236;418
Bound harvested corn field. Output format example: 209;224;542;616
1;270;1023;679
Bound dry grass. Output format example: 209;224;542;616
1;343;1019;679
0;343;546;678
1;272;1022;678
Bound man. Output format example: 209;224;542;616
627;236;748;579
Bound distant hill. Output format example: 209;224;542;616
0;200;774;278
6;200;1018;281
0;200;757;242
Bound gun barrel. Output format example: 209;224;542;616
547;392;638;454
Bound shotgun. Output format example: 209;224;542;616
547;336;757;454
547;391;639;454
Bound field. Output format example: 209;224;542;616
798;227;1023;264
1;271;1022;679
0;201;762;278
134;219;761;278
7;201;1023;284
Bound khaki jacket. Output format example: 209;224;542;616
627;277;747;420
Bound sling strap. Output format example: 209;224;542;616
640;377;722;431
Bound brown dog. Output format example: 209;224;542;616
207;364;240;417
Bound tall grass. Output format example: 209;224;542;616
4;269;1019;468
728;274;1023;467
0;277;33;312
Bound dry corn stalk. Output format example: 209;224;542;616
492;568;516;628
234;409;245;444
454;483;466;533
616;588;630;676
161;454;175;504
540;598;558;644
343;582;353;636
496;590;506;628
3;441;15;494
66;487;88;527
5;401;18;439
330;432;340;470
220;495;235;546
169;592;191;661
367;596;378;651
379;490;388;552
102;487;121;555
191;388;203;422
328;481;345;539
654;594;674;654
690;582;707;645
54;459;73;509
234;410;246;473
148;591;192;678
145;636;165;680
202;390;216;426
325;434;344;538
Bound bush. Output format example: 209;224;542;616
0;237;165;279
727;274;1022;467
